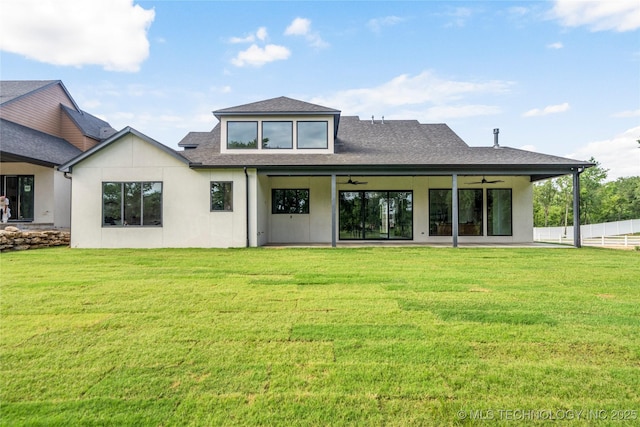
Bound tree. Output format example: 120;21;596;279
579;157;608;224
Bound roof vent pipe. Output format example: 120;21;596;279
493;128;500;148
371;115;374;124
382;116;385;124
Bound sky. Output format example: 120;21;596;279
1;0;639;180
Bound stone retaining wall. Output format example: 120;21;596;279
0;226;70;252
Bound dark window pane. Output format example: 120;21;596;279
263;122;293;149
488;189;512;236
429;189;452;236
363;191;386;240
389;191;413;239
339;191;362;239
211;182;233;211
272;189;309;214
103;182;122;226
297;121;328;149
227;121;258;149
458;189;483;236
143;182;163;225
124;182;142;225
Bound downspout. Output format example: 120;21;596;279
63;171;72;240
573;167;584;248
244;167;250;248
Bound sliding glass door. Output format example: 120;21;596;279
1;175;34;222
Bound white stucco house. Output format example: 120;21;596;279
59;96;592;248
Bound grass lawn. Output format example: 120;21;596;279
1;246;639;426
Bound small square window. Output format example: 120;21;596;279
211;182;233;211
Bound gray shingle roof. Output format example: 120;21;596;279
214;96;340;116
61;105;115;141
179;115;592;177
0;80;60;105
0;119;82;166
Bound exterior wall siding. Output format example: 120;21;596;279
69;134;535;248
0;83;76;138
60;113;99;152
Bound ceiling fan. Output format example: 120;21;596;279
337;176;368;185
465;176;504;184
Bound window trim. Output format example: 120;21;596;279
210;181;233;212
102;181;163;227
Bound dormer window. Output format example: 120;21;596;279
215;96;340;154
227;121;258;149
297;121;328;149
262;121;293;149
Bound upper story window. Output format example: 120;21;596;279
223;119;331;152
262;121;293;149
227;121;258;149
297;121;328;149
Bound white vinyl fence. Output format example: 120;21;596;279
534;219;640;247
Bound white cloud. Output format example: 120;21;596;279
284;17;328;48
285;18;311;36
519;144;538;152
547;42;564;49
523;102;570;117
231;44;291;67
368;16;404;32
551;0;640;32
0;0;154;72
567;126;640;180
311;71;512;120
230;27;268;44
612;109;640;118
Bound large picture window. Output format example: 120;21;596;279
211;182;233;211
429;189;483;236
272;189;309;214
103;182;162;227
262;121;293;149
488;189;512;236
339;191;412;240
297;121;328;149
227;121;258;149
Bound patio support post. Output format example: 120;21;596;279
331;174;336;247
573;168;583;248
452;173;458;248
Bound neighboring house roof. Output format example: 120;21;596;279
58;126;190;173
61;105;116;141
0;80;81;111
0;119;82;167
179;115;592;180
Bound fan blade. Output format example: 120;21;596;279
485;179;504;183
465;181;482;184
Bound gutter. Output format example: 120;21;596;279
244;167;249;248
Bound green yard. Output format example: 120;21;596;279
1;247;639;426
